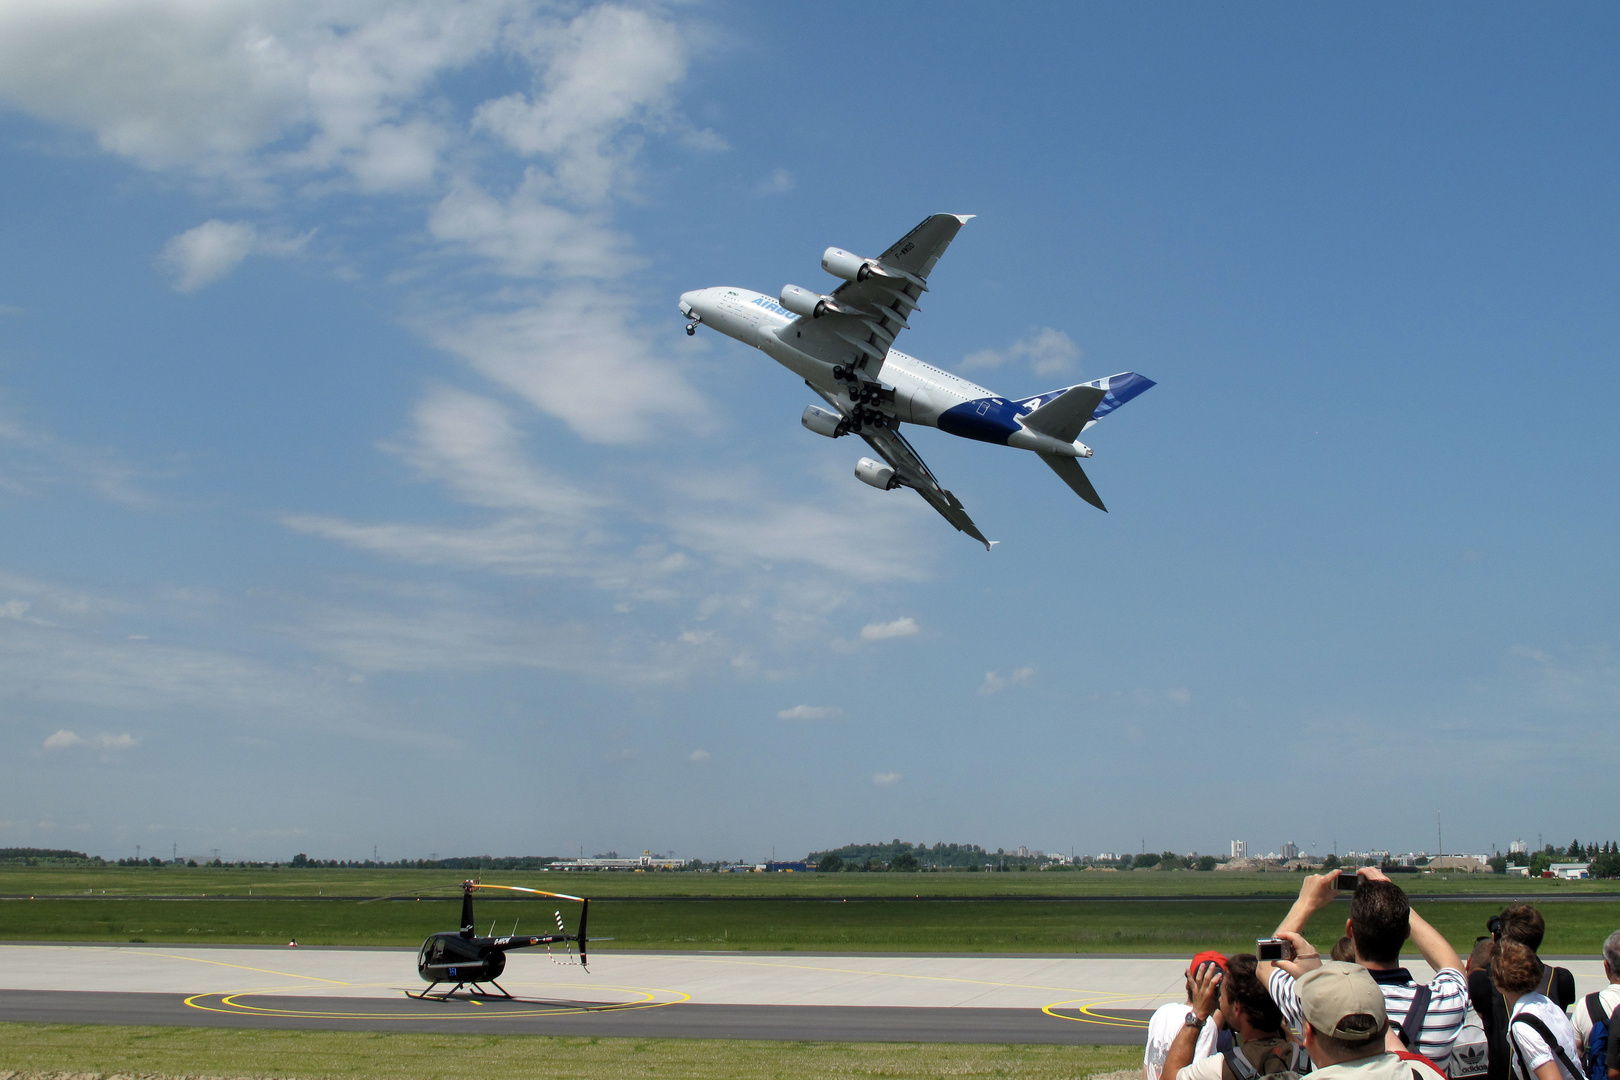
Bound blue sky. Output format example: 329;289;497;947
1;3;1615;863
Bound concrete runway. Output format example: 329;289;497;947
0;945;1606;1043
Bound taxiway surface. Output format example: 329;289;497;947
0;945;1605;1043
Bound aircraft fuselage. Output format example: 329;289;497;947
679;287;1089;457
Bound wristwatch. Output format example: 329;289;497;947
1184;1011;1203;1029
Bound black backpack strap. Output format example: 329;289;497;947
1511;1013;1582;1080
1400;985;1434;1049
1587;993;1606;1028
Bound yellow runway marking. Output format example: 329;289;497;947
1042;994;1156;1028
147;952;351;985
183;984;689;1020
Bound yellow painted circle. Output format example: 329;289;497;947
1042;994;1155;1029
184;984;689;1021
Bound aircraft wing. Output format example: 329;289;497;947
859;422;992;550
792;213;972;383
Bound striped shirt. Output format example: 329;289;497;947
1270;967;1471;1072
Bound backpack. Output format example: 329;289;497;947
1510;1013;1582;1080
1221;1039;1312;1080
1581;995;1611;1080
1450;1007;1490;1079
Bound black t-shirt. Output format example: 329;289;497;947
1469;962;1576;1080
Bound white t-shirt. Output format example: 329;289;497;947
1506;992;1582;1080
1572;984;1620;1065
1145;1002;1219;1080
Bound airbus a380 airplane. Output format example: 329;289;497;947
679;213;1154;548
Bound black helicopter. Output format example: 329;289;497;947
410;880;594;999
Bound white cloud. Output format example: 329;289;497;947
160;220;255;292
979;665;1036;695
871;770;902;787
0;1;511;193
860;616;918;641
757;168;794;195
778;704;843;721
425;289;709;444
961;327;1081;377
159;220;314;292
472;5;689;204
395;386;602;520
43;730;136;752
428;177;630;278
0;404;153;508
688;748;710;762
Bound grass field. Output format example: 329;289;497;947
7;866;1618;899
0;1023;1141;1080
4;893;1617;955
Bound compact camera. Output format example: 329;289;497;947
1335;872;1359;889
1256;938;1295;962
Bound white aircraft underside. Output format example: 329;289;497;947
679;213;1154;548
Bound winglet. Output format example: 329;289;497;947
986;540;999;551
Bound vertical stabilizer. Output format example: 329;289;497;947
460;886;475;938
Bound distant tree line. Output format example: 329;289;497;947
0;847;103;865
808;840;1077;872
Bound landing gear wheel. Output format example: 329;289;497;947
832;366;847;381
685;323;696;336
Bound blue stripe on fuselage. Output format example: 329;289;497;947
938;397;1022;445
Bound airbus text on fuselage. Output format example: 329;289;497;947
679;214;1153;547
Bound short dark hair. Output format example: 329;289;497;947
1498;905;1545;952
1224;954;1284;1034
1350;880;1410;964
1491;939;1543;994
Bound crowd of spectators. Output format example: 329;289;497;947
1142;868;1619;1080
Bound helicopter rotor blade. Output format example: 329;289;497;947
470;884;586;903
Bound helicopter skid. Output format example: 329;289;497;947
407;980;513;1001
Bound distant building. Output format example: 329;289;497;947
1281;841;1299;860
551;851;688;871
1230;840;1247;859
1429;855;1490;873
765;861;810;872
1549;862;1590;880
1017;846;1029;858
1509;838;1527;854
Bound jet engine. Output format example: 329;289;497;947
822;247;881;282
801;405;845;438
854;457;899;490
780;284;830;319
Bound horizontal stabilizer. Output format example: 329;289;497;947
1021;385;1106;444
1041;453;1106;512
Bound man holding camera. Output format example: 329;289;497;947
1259;868;1469;1073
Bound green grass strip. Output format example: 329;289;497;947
0;1023;1141;1080
4;896;1617;954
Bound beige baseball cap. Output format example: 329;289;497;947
1296;961;1388;1041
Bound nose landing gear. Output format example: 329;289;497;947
685;323;696;336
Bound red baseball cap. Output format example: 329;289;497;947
1187;951;1229;976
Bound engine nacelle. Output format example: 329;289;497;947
801;405;844;438
780;284;829;319
822;247;878;282
854;457;898;490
